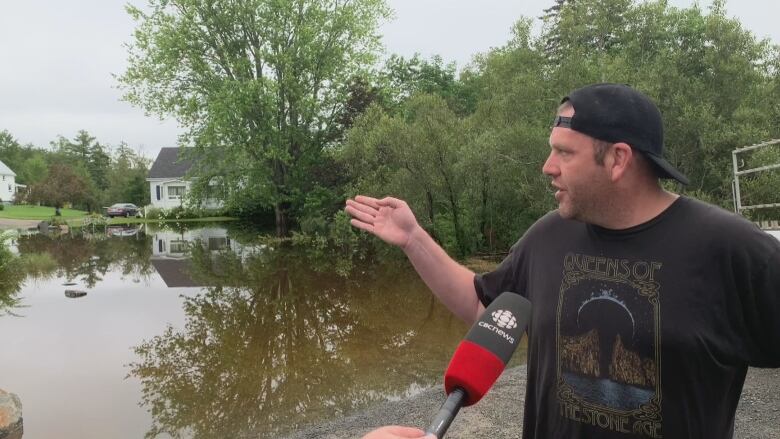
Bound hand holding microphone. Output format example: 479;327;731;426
425;292;531;438
361;292;531;439
361;426;436;438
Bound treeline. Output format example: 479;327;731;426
340;0;780;256
6;0;778;257
0;129;150;211
118;0;780;256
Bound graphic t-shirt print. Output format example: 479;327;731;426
556;252;663;438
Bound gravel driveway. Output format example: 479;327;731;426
0;218;41;230
285;365;779;438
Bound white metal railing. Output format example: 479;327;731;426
731;139;780;212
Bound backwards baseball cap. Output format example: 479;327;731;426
554;83;689;185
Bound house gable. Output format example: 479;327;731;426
148;147;195;179
0;159;16;177
146;148;222;210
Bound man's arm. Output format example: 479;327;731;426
402;223;485;324
345;196;485;324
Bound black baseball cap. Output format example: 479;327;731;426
554;83;689;185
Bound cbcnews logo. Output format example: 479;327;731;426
478;309;517;344
491;309;517;329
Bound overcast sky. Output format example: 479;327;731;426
0;0;777;161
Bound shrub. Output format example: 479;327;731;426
144;206;227;221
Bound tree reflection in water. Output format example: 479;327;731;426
2;226;155;314
130;241;468;439
15;225;155;287
0;232;25;316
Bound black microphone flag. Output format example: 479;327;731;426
425;292;531;438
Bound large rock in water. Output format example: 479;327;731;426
64;290;87;298
0;389;22;439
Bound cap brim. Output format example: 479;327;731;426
644;153;689;186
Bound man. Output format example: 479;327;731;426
346;83;780;438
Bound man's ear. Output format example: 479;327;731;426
608;142;633;182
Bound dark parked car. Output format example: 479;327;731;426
107;225;142;237
106;203;141;218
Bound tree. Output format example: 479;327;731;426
51;130;112;193
120;0;391;236
52;130;93;163
106;142;151;207
0;232;25;316
0;130;49;186
88;141;111;191
335;76;384;137
25;163;96;211
341;94;475;255
379;54;478;116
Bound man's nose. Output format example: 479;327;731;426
542;152;558;177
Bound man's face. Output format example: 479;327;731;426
542;107;614;223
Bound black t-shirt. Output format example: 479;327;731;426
474;196;780;439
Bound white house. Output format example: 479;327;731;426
147;147;223;209
151;227;247;259
150;226;264;287
0;159;18;203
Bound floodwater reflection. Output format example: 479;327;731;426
133;227;471;438
0;222;523;439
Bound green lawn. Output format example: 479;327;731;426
0;204;235;225
0;205;88;220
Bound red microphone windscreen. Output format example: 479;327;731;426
444;339;505;406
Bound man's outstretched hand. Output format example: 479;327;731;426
345;196;419;249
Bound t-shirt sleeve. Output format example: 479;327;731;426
744;243;780;367
473;240;524;308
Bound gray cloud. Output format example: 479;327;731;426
0;0;776;160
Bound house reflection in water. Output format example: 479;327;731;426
150;226;261;288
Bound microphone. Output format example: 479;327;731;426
425;292;532;438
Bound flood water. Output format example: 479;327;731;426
0;222;525;439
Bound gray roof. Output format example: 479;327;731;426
151;259;202;287
0;159;16;176
148;147;195;179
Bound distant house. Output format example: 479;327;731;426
150;226;263;287
0;159;22;203
147;147;223;209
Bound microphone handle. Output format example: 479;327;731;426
424;387;467;438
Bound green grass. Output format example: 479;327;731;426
68;216;236;227
0;205;88;220
0;204;236;226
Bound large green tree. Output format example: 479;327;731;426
105;142;152;207
24;163;96;211
50;130;113;205
120;0;391;235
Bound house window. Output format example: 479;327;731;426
156;185;161;201
168;185;186;199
